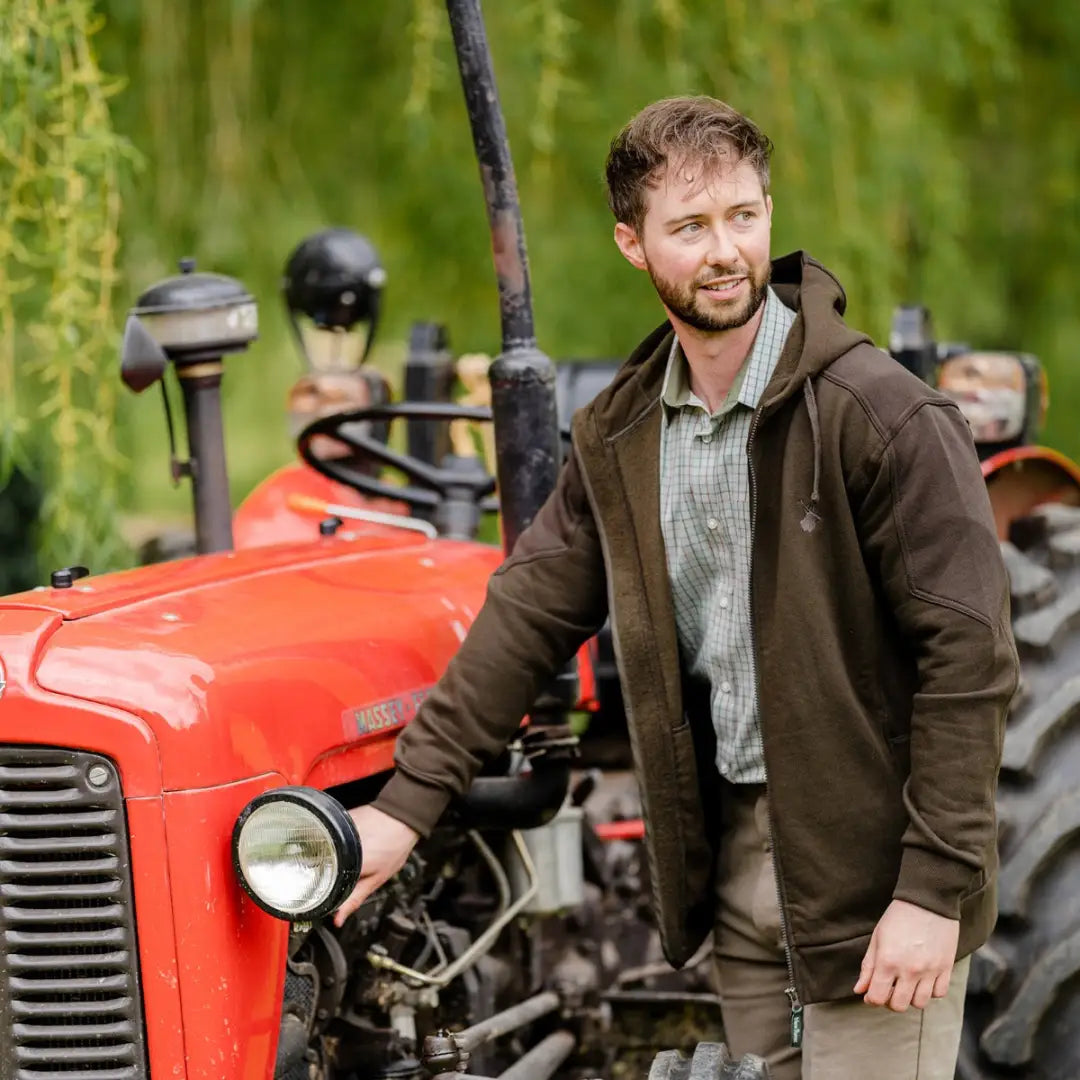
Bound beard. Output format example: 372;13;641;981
647;257;771;333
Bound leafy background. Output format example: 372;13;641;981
4;0;1080;576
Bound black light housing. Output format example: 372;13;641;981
129;263;258;366
231;786;362;922
282;228;385;371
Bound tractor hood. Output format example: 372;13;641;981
4;533;500;793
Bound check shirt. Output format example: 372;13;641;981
659;288;796;783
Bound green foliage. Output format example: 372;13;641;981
0;0;136;574
18;0;1080;533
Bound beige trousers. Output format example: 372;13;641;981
712;782;969;1080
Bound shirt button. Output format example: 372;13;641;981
720;681;733;694
701;434;712;444
719;596;730;609
707;517;719;530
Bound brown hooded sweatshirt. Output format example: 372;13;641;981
373;251;1019;1004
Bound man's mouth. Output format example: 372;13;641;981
699;276;746;297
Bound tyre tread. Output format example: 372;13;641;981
968;510;1080;1077
979;930;1080;1068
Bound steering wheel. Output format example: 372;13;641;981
298;402;500;515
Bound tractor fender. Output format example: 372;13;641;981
233;461;402;549
981;446;1080;540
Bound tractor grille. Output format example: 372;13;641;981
0;747;148;1080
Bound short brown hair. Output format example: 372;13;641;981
604;96;773;232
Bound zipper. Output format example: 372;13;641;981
577;405;805;1044
746;406;803;1048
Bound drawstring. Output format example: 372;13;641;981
800;379;822;533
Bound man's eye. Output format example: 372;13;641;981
733;211;755;223
679;222;703;234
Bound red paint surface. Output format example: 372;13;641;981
235;464;603;710
593;818;646;842
11;535;500;792
0;608;161;794
233;462;405;549
576;640;598;711
980;443;1080;486
162;774;289;1080
126;795;186;1078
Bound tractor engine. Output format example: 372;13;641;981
279;835;529;1080
264;769;716;1080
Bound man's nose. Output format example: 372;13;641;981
704;225;739;267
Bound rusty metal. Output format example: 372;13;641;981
445;0;560;556
421;991;562;1076
421;1032;464;1075
445;0;533;352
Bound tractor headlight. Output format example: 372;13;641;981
232;787;362;921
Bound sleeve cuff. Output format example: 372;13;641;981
893;845;978;920
372;770;453;838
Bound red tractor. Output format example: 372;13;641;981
0;4;730;1080
2;5;1080;1080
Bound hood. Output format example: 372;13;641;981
766;253;873;531
766;250;872;399
579;251;873;533
4;534;501;793
583;251;871;438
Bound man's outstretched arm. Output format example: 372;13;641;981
336;447;608;920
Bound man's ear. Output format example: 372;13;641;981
765;194;773;222
614;222;647;271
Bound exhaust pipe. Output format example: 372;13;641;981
445;0;560;555
446;0;577;709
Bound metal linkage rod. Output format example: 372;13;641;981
497;1031;577;1080
455;991;561;1053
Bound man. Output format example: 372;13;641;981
335;97;1018;1078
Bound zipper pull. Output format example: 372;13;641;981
786;986;804;1048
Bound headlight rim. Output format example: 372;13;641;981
231;786;362;922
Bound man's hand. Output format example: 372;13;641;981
854;899;960;1011
333;805;420;927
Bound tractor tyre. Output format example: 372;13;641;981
959;503;1080;1080
648;1042;771;1080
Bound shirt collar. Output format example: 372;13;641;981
739;286;793;410
660;335;692;410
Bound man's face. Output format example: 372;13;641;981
614;156;773;332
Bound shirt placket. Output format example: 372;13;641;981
658;285;795;784
707;410;742;768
